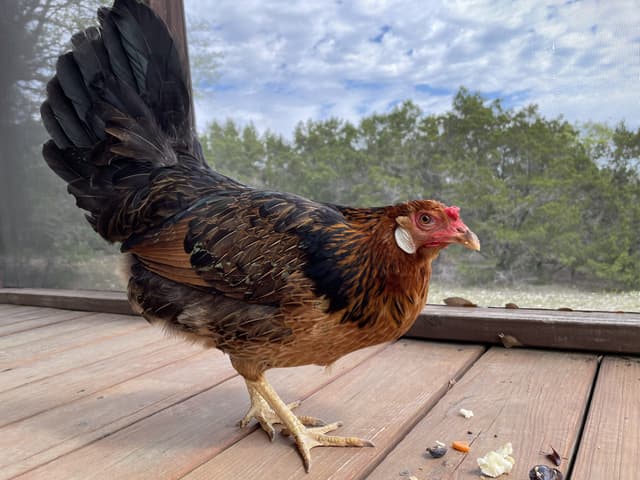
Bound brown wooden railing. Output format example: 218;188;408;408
2;287;638;355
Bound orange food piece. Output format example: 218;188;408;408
451;441;470;453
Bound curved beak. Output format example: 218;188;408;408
457;229;481;251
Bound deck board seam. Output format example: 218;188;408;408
564;354;603;480
0;312;101;338
177;343;394;479
356;345;488;479
0;310;82;328
0;335;169;394
0;322;151;377
9;370;242;480
0;311;91;337
0;344;204;429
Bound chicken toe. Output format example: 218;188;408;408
294;427;375;472
239;381;324;441
246;376;374;472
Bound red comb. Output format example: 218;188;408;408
445;206;460;221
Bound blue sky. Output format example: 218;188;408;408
185;0;640;137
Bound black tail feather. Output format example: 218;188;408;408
97;8;138;91
41;102;72;149
45;78;94;148
108;0;190;135
41;0;205;243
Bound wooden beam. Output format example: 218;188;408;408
0;288;134;315
146;0;196;128
407;304;640;355
1;288;639;354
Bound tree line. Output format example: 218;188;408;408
0;1;637;291
200;88;640;290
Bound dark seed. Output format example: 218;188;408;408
547;446;562;466
426;444;447;458
529;465;564;480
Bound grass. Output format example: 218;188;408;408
428;282;640;313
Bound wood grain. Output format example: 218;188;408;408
0;338;200;427
183;341;484;480
0;313;109;351
367;347;598;480
0;313;147;370
0;305;49;316
0;305;68;324
0;309;88;336
14;344;387;480
0;304;26;314
571;356;640;480
0;322;167;392
0;349;236;479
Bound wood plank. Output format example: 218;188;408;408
367;347;598;480
14;344;388;480
0;305;85;319
0;338;200;427
0;288;134;315
0;349;236;480
4;289;639;353
571;356;640;480
0;314;148;370
0;309;88;337
0;304;23;313
0;304;45;314
0;306;63;324
183;341;484;480
0;312;106;350
0;324;169;392
409;305;640;354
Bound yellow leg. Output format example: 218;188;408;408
238;380;324;441
247;375;374;472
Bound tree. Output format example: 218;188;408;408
577;122;640;288
196;89;640;290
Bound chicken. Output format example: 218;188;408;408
40;0;480;471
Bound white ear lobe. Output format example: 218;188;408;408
394;226;416;254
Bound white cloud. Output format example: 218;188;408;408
186;0;640;137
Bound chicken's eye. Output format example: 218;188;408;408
419;214;431;225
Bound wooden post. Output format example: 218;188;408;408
146;0;196;128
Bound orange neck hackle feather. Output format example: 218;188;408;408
329;205;441;333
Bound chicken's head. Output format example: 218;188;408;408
393;200;480;254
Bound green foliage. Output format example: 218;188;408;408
200;89;640;290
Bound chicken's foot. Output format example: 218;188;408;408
246;375;374;472
239;380;324;441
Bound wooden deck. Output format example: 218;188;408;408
0;299;638;479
